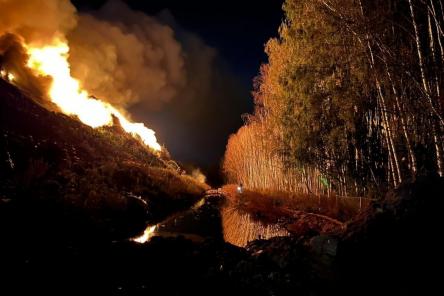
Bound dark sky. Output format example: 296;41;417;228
72;0;284;171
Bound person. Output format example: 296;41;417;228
237;182;243;194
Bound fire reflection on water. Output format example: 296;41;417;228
132;225;157;244
132;198;290;247
221;206;290;247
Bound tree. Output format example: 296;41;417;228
224;0;444;197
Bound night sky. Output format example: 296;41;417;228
72;0;284;178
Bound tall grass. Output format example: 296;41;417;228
222;184;370;223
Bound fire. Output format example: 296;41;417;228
25;39;161;151
7;73;15;82
1;69;15;82
132;225;157;243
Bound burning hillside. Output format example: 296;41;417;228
25;39;161;150
0;0;217;241
0;76;208;239
0;0;191;152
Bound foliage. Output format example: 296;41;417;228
224;0;444;197
222;185;367;223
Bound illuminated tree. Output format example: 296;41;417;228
225;0;444;197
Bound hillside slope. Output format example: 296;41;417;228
0;78;208;240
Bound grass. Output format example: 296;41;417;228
222;184;370;224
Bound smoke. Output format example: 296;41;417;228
0;0;249;165
0;0;77;45
0;0;187;109
0;0;76;102
68;0;186;108
0;33;51;100
191;168;207;184
131;19;250;165
69;1;250;165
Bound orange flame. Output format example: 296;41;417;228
25;39;161;152
132;225;157;243
1;69;15;82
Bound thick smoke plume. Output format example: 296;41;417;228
0;0;76;100
0;0;77;45
0;33;50;100
68;0;186;108
0;0;249;166
0;0;188;109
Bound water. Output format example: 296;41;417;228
221;206;290;247
132;195;290;247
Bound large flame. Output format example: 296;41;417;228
25;39;161;152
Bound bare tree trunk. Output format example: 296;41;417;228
371;49;402;185
440;0;444;25
358;0;402;186
384;60;417;176
429;0;444;63
410;0;444;125
428;5;444;175
379;93;401;186
428;9;441;99
409;0;444;176
410;0;431;96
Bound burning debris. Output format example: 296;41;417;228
0;69;14;82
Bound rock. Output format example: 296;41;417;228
309;235;338;258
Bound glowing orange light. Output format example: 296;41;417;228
26;39;161;151
132;225;157;243
1;70;15;82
